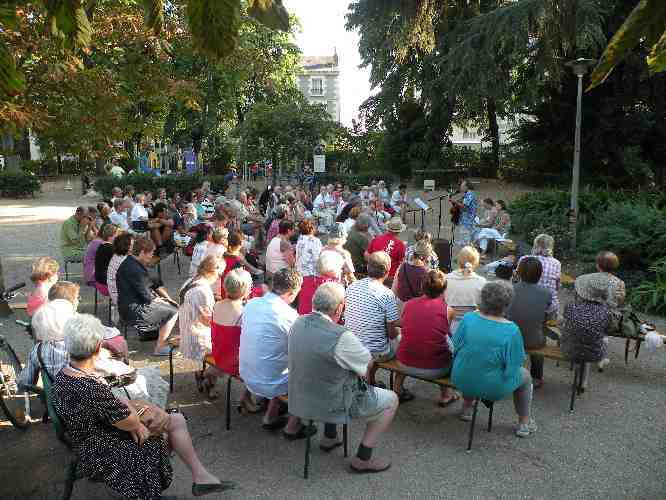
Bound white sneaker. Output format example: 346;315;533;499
459;408;474;422
515;419;538;438
597;358;610;372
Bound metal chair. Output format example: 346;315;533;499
93;282;112;324
63;256;82;281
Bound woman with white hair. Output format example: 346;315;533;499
451;281;536;438
321;222;356;284
444;246;487;332
517;233;561;315
51;314;235;499
211;269;259;413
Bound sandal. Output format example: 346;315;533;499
237;399;261;415
283;424;317;441
398;389;414;403
194;371;205;393
437;392;461;407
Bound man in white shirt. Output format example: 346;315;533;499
130;193;149;231
110;198;130;231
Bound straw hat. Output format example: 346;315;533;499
413;239;432;258
387;216;406;233
574;273;609;303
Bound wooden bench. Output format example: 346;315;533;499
374;359;491;451
544;324;665;364
374;359;453;391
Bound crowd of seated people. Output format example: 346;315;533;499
39;174;641;493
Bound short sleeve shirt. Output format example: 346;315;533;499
460;191;477;228
367;233;406;278
344;278;400;354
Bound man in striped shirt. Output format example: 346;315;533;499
344;252;400;386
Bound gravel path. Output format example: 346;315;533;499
0;183;664;500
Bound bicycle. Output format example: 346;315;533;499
0;282;44;429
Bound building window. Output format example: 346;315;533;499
311;78;323;96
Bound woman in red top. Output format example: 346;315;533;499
211;268;259;414
395;270;459;406
297;250;343;315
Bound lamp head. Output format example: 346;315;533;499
566;58;597;77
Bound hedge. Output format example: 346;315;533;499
0;171;41;197
94;173;229;198
509;189;666;265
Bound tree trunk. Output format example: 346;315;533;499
486;97;500;178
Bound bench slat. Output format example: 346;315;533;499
375;359;453;388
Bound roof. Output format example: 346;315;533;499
301;55;338;69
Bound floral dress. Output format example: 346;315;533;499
52;371;172;500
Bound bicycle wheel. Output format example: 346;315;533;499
0;339;32;429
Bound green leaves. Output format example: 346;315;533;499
248;0;289;31
185;0;241;60
185;0;289;61
140;0;164;35
44;0;93;48
0;42;24;97
588;0;666;90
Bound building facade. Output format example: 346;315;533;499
297;53;341;123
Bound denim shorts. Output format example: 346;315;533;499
349;386;397;422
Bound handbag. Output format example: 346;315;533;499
127;399;171;436
609;306;641;339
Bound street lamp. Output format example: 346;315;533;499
565;57;596;254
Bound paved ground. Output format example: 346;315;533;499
0;182;665;500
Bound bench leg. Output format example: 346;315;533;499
65;262;69;282
343;423;348;458
169;348;174;393
624;338;630;364
467;399;479;452
304;419;313;479
226;376;232;431
487;402;494;433
62;459;77;500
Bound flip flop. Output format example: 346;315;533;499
437;393;461;407
398;389;415;403
262;416;288;431
283;424;317;441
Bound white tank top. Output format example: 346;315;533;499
266;237;288;274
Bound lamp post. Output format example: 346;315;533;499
565;57;596;254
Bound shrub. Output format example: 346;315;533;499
509;190;666;263
579;202;666;269
629;259;666;314
0;171;41;197
94;174;229;198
